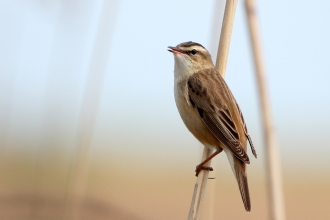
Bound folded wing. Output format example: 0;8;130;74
187;75;250;164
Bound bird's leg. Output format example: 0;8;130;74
195;150;221;176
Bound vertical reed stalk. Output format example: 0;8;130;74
188;1;238;219
244;0;286;219
63;1;120;219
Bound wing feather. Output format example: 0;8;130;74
187;75;250;164
235;101;257;158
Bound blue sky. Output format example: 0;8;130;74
1;0;330;174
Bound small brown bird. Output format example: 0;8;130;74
168;41;257;212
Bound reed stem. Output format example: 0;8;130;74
244;0;286;219
188;1;238;219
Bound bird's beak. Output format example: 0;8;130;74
168;46;186;54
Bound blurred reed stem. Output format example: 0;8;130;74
244;0;286;219
63;1;120;219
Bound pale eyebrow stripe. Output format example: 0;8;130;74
177;41;205;49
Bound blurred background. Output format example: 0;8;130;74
0;0;329;219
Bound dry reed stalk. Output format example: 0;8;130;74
63;1;120;219
188;0;238;219
244;0;286;219
193;148;215;220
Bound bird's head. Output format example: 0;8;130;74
168;41;214;78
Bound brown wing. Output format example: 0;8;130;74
187;75;250;164
235;102;257;158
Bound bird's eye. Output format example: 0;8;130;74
190;49;197;55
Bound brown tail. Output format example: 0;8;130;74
224;149;251;212
234;159;251;212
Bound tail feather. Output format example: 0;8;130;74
236;166;251;212
224;149;251;212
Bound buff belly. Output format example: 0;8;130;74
174;84;220;150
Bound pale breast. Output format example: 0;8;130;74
174;80;219;147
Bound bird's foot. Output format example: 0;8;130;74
195;165;213;177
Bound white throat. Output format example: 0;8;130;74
173;55;196;82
